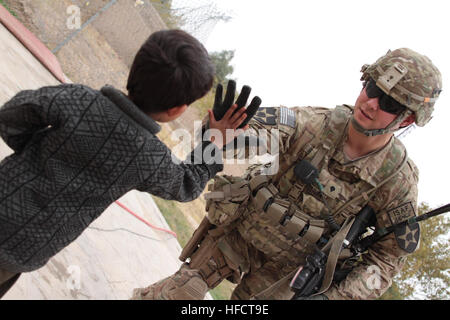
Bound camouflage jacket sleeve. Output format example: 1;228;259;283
324;158;420;300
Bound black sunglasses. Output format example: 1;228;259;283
365;78;406;115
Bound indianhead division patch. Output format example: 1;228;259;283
254;107;277;125
394;222;420;253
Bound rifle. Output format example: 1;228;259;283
354;203;450;254
290;203;450;299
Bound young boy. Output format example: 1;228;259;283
0;29;250;297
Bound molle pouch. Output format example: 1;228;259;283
251;183;326;245
273;193;327;244
282;208;326;244
204;175;251;227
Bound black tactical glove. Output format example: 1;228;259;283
213;80;262;128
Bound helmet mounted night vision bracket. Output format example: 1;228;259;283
353;62;412;136
376;62;408;93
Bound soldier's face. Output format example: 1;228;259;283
353;87;399;130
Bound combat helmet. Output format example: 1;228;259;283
355;48;442;136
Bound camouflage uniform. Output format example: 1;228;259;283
132;48;442;300
132;104;417;300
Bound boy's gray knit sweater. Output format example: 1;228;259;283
0;84;223;273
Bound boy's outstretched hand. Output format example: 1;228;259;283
207;80;262;149
213;80;261;128
208;104;248;149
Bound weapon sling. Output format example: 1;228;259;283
312;151;408;295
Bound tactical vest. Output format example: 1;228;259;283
231;105;408;270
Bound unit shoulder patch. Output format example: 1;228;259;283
254;107;277;125
388;202;420;253
394;222;420;253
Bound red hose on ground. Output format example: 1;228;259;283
115;200;177;238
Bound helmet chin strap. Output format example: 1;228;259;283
351;109;413;137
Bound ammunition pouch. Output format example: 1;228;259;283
249;175;326;245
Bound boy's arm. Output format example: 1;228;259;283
137;139;223;202
0;86;64;152
138;101;254;202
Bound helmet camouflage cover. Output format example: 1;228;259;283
361;48;442;126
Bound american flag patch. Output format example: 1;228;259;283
279;107;296;128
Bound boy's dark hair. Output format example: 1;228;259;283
126;29;215;113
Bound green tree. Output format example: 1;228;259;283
191;49;236;115
380;202;450;299
210;50;235;86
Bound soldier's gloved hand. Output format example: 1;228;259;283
213;80;262;128
293;294;329;300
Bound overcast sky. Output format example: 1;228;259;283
176;0;450;208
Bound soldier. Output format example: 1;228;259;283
131;48;442;300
